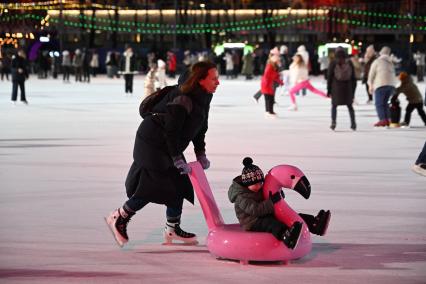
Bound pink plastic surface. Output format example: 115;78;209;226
188;162;312;262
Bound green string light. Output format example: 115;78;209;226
1;12;425;34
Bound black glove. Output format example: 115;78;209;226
269;190;284;204
172;155;191;175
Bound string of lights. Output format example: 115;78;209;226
2;14;424;35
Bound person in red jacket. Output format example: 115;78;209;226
261;53;283;117
167;51;177;78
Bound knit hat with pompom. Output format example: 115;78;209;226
241;157;264;186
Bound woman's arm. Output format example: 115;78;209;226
164;96;193;157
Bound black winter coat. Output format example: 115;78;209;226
125;85;212;208
11;55;28;82
327;60;357;106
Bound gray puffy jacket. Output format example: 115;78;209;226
228;177;274;230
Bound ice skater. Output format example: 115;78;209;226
391;72;426;127
288;54;328;111
105;61;219;247
10;49;29;105
327;47;357;131
367;46;396;127
120;46;137;94
260;49;283;117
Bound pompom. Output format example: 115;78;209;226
242;157;253;167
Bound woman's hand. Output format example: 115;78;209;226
196;151;210;169
172;156;192;175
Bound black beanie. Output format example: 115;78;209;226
241;157;264;186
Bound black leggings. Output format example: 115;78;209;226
264;95;275;113
331;104;356;126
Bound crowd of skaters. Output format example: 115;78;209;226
251;43;426;131
2;43;426;128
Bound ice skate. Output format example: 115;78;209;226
330;121;336;131
163;222;198;245
374;120;389;128
282;221;303;249
287;103;298;111
105;207;134;247
264;112;278;119
412;164;426;177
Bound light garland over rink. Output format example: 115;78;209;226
1;14;425;34
1;7;425;34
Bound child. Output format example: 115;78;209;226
228;157;331;250
144;63;158;98
392;72;426;127
288;54;328;111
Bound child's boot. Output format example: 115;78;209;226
314;210;331;236
164;221;198;244
105;206;135;247
282;221;303;249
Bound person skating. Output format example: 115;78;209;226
105;61;219;247
260;49;283;117
10;49;29;105
120;46;137;94
288;54;328;111
327;47;357;131
362;45;377;104
392;72;426;127
368;46;396;128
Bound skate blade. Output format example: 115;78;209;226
104;217;126;247
162;240;198;246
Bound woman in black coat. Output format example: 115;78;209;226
106;61;220;247
327;48;357;131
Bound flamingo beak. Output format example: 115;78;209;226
293;176;311;199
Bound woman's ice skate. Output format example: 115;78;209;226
163;223;198;245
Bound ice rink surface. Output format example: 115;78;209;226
0;75;425;283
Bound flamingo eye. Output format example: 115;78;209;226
290;175;295;179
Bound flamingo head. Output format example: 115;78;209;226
265;165;311;199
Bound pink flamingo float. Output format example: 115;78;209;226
188;161;313;264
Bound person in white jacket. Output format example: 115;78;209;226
288;54;328;110
368;46;396;127
295;45;310;96
155;59;167;90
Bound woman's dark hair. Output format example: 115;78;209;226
180;61;217;94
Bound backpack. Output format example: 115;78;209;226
334;60;352;81
139;85;177;118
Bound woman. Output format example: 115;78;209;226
106;61;219;247
288;54;328;111
327;48;357;131
261;52;283;117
